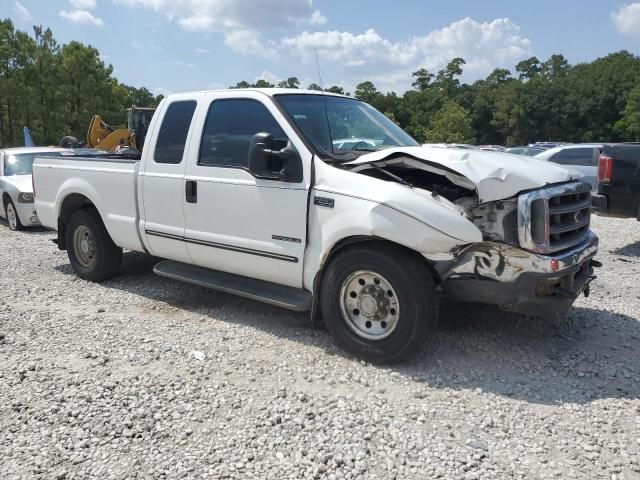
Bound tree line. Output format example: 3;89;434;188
0;19;161;148
1;18;639;148
232;54;640;145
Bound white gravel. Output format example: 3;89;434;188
1;215;639;479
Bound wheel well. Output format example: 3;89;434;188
2;192;11;215
311;236;441;322
57;194;96;250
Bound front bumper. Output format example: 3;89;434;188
15;202;40;227
440;231;599;319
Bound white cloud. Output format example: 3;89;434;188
114;0;323;31
70;0;97;9
611;3;640;35
131;40;144;50
281;17;533;91
254;70;280;85
13;1;31;19
196;48;210;54
310;10;327;25
114;0;323;59
224;30;279;60
59;9;104;26
176;61;195;69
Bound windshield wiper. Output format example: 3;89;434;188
371;165;413;188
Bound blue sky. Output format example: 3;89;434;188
4;0;640;95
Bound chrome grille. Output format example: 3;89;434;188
518;182;591;254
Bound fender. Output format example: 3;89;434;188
302;190;481;292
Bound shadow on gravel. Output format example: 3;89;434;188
611;240;640;258
56;251;640;406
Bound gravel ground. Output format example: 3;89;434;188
1;215;639;480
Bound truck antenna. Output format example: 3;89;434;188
315;48;324;89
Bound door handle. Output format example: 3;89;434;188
185;180;197;203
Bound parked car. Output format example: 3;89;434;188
505;146;546;156
423;143;476;150
0;147;69;230
534;144;601;190
33;89;599;362
477;145;506;152
592;143;640;220
529;142;570;149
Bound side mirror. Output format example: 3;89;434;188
248;132;303;183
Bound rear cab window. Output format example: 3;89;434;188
154;101;197;164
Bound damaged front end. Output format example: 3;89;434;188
436;182;599;319
437;233;599;319
342;149;600;319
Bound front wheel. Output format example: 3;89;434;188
66;209;122;282
320;243;439;363
5;199;23;231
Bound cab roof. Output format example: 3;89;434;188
164;88;351;100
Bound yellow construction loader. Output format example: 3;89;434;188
59;107;155;153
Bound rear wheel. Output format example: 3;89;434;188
5;199;23;231
320;243;439;363
66;209;122;282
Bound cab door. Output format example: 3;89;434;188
140;97;199;263
182;92;311;288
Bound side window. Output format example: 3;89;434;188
550;148;595;166
198;99;287;168
154;100;197;164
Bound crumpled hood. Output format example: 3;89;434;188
345;146;580;202
1;174;33;193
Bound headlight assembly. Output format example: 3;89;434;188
17;192;34;203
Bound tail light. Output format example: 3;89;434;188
32;174;36;198
597;154;613;184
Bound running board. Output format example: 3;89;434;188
153;260;313;312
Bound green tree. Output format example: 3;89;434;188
307;83;322;91
276;77;300;89
325;85;346;95
424;100;476;144
230;80;251;88
515;56;542;80
57;41;122;137
541;54;570;78
433;58;465;96
29;26;62;144
411;68;434;91
354;81;379;104
254;79;274;88
614;84;640;140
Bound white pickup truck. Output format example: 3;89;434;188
33;89;599;362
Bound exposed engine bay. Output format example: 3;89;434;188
347;158;520;246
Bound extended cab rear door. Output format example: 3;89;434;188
182;91;311;288
140;95;200;263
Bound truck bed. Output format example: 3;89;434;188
593;143;640;219
33;154;145;252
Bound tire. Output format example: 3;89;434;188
320;243;439;363
5;198;23;231
59;135;81;148
66;209;122;282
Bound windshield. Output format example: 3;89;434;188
276;94;419;160
3;152;63;176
